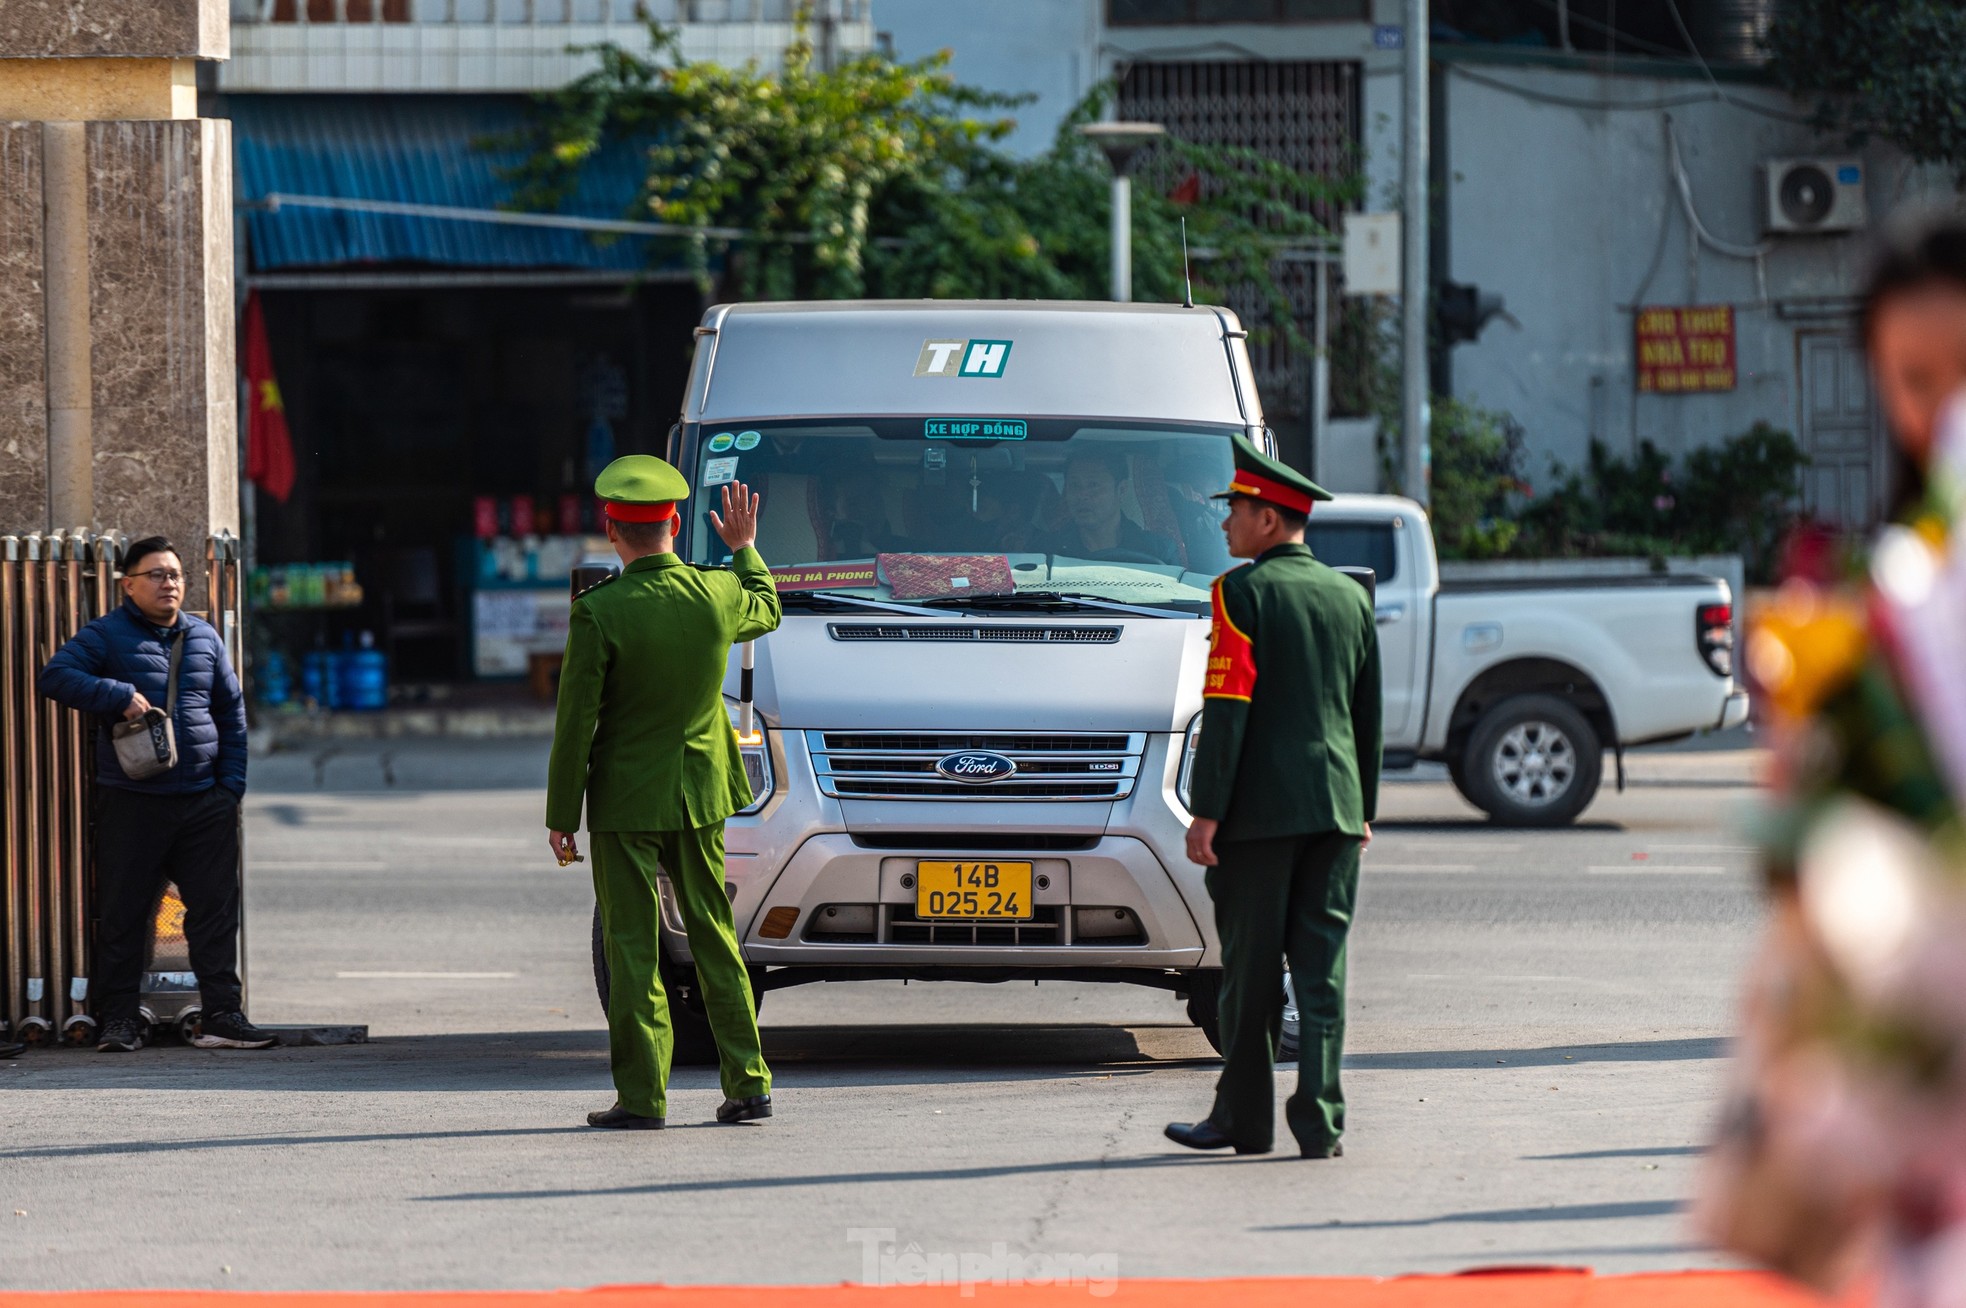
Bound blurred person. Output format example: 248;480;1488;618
1165;435;1379;1160
1048;453;1181;564
37;536;268;1053
1698;217;1966;1305
547;458;780;1130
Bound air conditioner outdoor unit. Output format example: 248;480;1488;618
1763;157;1867;235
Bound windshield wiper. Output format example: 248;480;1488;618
924;592;1191;620
779;590;946;618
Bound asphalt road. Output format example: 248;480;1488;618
0;733;1769;1291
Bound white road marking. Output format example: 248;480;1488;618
1641;845;1756;853
1407;973;1576;982
1363;863;1479;872
254;861;388;871
334;971;518;980
1587;865;1727;875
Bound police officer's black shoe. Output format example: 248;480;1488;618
1299;1140;1344;1159
0;1041;23;1059
1164;1120;1270;1155
587;1104;665;1130
716;1094;772;1123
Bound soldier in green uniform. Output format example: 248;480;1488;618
546;455;781;1130
1165;434;1382;1159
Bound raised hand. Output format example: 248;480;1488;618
709;481;762;553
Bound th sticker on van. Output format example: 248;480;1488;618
914;339;1013;378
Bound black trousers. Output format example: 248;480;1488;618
93;785;243;1024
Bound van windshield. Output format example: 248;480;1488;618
680;418;1239;613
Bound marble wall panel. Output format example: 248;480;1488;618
0;123;47;535
0;0;225;60
87;118;235;613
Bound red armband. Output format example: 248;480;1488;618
1203;577;1256;701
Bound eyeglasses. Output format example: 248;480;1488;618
129;569;185;586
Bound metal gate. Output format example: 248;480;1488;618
2;530;243;1046
1118;59;1360;418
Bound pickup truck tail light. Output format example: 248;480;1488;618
1696;603;1734;677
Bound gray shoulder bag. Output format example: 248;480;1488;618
110;628;185;781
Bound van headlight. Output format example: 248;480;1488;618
724;699;774;815
1176;711;1203;811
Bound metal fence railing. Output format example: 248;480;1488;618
1;530;243;1047
232;0;869;25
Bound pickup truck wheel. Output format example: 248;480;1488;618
1446;754;1478;809
1464;694;1602;827
592;904;763;1067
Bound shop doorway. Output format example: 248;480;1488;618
251;280;701;692
1796;328;1883;531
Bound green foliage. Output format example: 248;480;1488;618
1766;0;1966;182
1514;424;1809;580
509;16;1354;323
1427;398;1526;560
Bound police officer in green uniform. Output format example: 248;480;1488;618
546;455;780;1130
1165;434;1382;1159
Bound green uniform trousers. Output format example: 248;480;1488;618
1205;830;1361;1153
591;825;770;1118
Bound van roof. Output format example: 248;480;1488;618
687;300;1262;428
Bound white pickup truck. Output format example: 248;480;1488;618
1304;495;1749;825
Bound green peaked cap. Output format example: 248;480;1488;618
1209;432;1332;510
594;454;690;506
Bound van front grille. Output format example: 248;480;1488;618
807;731;1145;802
828;624;1121;644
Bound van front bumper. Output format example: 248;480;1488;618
658;728;1214;974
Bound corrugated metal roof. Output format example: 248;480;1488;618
227;94;688;273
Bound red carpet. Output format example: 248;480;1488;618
0;1271;1839;1307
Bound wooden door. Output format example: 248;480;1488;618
1797;329;1882;530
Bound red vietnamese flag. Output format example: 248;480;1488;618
242;291;296;505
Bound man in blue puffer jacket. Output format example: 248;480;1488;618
38;535;274;1053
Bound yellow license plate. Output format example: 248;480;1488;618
915;861;1034;921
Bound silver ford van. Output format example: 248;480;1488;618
619;300;1272;1060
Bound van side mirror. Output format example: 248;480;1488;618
1334;565;1376;602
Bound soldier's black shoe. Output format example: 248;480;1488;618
587;1104;665;1130
1164;1120;1270;1155
716;1094;772;1123
1299;1140;1344;1159
0;1041;23;1059
193;1012;278;1049
97;1018;146;1053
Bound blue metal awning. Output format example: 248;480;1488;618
228;94;688;274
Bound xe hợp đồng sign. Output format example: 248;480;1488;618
1635;305;1736;393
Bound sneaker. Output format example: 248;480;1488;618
192;1011;278;1050
97;1018;146;1053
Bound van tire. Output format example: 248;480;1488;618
1183;970;1225;1056
592;904;761;1066
1463;693;1602;827
1183;969;1300;1061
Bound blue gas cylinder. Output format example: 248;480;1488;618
302;651;338;709
257;649;292;707
338;640;387;711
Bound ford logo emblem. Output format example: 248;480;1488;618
935;751;1018;784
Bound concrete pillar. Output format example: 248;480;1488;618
0;0;233;612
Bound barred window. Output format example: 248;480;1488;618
1109;0;1370;24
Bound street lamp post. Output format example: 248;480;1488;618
1078;121;1167;303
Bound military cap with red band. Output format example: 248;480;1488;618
1210;432;1331;513
594;454;690;526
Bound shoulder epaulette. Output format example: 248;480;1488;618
573;573;618;601
688;562;733;574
